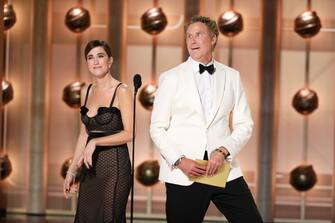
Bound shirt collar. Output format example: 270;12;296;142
189;57;215;73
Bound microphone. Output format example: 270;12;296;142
133;74;142;92
130;73;141;223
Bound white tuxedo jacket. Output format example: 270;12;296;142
150;58;253;186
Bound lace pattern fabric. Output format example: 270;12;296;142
74;83;131;223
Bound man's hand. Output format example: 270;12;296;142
206;149;227;176
177;157;207;177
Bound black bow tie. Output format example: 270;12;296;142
199;63;215;74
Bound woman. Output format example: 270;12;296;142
63;40;133;223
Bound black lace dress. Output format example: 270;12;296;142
74;83;131;223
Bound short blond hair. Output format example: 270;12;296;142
185;15;219;38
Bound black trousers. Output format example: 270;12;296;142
165;177;264;223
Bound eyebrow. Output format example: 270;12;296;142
186;30;204;36
87;52;107;58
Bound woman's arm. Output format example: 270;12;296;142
63;86;88;198
68;85;89;172
67;123;88;174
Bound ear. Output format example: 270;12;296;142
108;57;113;67
211;35;217;48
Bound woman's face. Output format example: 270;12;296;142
86;46;113;78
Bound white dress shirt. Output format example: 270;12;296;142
190;57;215;122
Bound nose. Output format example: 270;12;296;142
187;36;196;45
93;58;99;65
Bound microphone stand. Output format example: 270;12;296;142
130;84;139;223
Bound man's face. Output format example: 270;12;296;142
186;22;217;64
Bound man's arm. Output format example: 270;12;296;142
150;72;183;166
220;71;254;159
206;71;253;176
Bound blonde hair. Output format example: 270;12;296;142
185;15;219;38
185;15;219;48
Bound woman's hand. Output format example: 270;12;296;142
82;140;96;169
63;173;75;199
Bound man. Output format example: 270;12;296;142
150;16;263;223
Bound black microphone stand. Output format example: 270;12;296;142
130;75;141;223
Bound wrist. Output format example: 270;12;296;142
90;138;97;146
66;170;76;178
173;155;185;168
214;148;229;159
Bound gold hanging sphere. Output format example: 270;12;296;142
217;10;243;37
3;4;17;31
65;6;91;33
139;84;157;110
136;160;160;186
62;81;85;108
294;10;322;38
0;154;12;180
60;157;83;183
2;79;14;105
289;164;317;191
292;87;318;115
141;7;168;35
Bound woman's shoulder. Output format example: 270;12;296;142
80;83;92;106
116;83;131;96
80;83;92;97
81;83;90;93
117;82;130;92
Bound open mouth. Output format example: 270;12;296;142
191;47;200;51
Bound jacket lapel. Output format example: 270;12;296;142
206;61;226;128
180;60;206;123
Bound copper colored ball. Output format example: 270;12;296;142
61;157;83;183
0;154;12;180
218;10;243;37
3;4;17;31
141;7;168;35
290;164;317;191
292;87;318;115
136;160;160;186
65;6;91;33
294;10;321;38
62;81;85;108
2;79;14;105
139;84;157;110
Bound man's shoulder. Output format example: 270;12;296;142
160;61;188;79
214;60;239;74
165;61;187;74
214;60;241;81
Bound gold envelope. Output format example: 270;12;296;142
189;160;231;188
